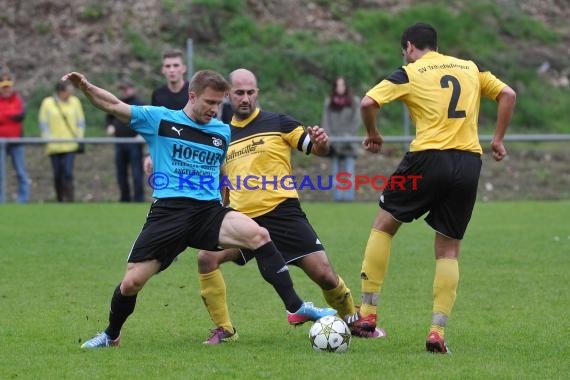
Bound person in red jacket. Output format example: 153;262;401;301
0;72;29;203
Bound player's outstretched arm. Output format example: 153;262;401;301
62;72;132;123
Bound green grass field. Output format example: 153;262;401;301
1;201;568;379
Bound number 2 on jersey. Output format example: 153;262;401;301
440;75;466;119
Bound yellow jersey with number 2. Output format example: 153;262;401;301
366;51;507;154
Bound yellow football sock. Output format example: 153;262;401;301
431;258;459;338
429;324;445;337
199;269;234;333
360;229;392;317
322;275;355;319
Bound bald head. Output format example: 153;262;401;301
229;68;257;88
228;68;259;120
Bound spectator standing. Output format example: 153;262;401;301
106;80;145;202
151;49;189;109
39;80;85;202
321;76;361;202
0;71;29;203
145;49;190;175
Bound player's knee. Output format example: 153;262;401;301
316;270;339;289
197;250;220;273
253;226;271;246
305;257;338;289
120;278;144;295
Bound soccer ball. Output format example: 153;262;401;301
309;315;351;353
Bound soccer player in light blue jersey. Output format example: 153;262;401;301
63;70;336;348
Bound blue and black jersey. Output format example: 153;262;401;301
131;105;230;200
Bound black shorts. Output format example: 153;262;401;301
128;198;233;271
379;149;482;240
235;198;324;266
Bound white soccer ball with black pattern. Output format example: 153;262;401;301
309;315;351;353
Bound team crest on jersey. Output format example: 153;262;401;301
212;137;223;147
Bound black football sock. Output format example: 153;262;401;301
105;284;137;340
254;241;303;313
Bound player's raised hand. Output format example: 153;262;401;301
61;72;89;90
62;72;131;122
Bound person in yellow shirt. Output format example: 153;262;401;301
352;22;516;353
198;68;385;344
39;80;85;202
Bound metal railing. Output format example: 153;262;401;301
1;134;570;203
0;137;145;203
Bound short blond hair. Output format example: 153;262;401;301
189;70;230;95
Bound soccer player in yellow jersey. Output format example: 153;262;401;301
198;68;385;344
352;23;516;353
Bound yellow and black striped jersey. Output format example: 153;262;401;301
225;108;313;217
366;51;507;154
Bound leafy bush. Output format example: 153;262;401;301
189;1;569;132
25;1;566;136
